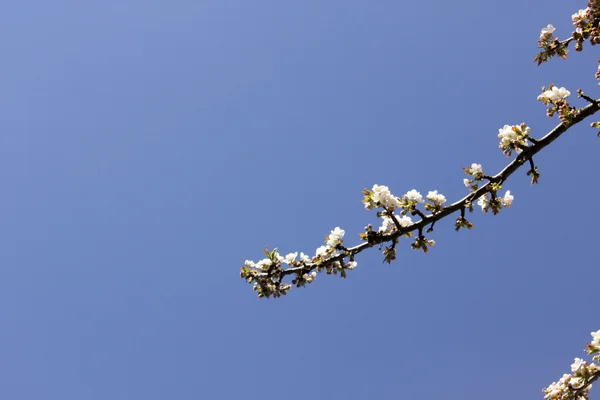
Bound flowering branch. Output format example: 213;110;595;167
535;1;600;65
241;1;600;300
241;3;600;399
543;330;600;399
241;99;600;298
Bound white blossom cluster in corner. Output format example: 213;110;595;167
543;330;600;400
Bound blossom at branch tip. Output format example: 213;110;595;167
537;86;571;103
463;178;471;187
540;24;555;40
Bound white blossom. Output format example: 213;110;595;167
477;196;487;211
537;86;571;103
544;380;566;400
573;8;589;24
256;259;272;272
379;214;413;232
315;245;329;257
327;227;345;246
501;190;514;207
498;124;530;152
405;189;423;203
398;215;413;227
498;125;519;147
284;252;298;264
540;24;555;39
372;184;391;202
571;358;585;373
300;252;310;262
469;163;483;176
347;261;357;270
330;227;345;240
463;178;471;187
371;184;398;208
592;330;600;347
245;260;255;268
426;190;447;205
544;362;595;399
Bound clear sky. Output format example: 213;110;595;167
1;1;598;399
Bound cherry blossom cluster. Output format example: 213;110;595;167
535;1;600;65
463;163;484;190
362;186;443;260
537;85;576;123
241;157;523;296
571;3;600;50
536;24;567;64
498;123;531;156
240;227;357;298
476;190;513;214
543;330;600;400
538;86;571;104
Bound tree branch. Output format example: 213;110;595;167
252;100;600;282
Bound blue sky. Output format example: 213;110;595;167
1;1;599;399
